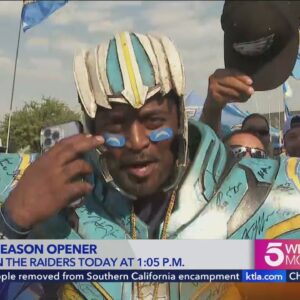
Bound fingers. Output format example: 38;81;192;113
65;181;93;203
219;77;254;96
63;159;93;182
214;68;253;85
212;86;243;103
209;68;254;105
235;74;253;86
51;134;104;164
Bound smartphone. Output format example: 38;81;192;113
40;121;84;208
40;121;83;152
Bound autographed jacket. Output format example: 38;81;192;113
1;120;300;300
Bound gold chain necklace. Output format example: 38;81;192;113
131;190;177;300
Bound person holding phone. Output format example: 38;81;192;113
1;27;300;300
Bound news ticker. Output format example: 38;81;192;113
0;240;252;269
0;240;300;275
1;270;300;283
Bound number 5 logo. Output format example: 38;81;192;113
264;242;284;267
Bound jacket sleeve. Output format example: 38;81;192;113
0;153;38;239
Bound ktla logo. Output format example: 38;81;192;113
264;242;284;267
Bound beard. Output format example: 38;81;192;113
105;151;175;198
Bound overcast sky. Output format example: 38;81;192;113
0;1;299;119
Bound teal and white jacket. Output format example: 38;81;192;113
1;120;300;300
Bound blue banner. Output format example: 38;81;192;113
0;269;293;283
21;0;68;32
0;269;242;282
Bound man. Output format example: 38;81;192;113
283;114;300;157
2;32;300;300
223;130;267;159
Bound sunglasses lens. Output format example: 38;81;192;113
251;150;266;159
230;146;266;159
230;147;247;158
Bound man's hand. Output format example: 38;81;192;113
4;134;104;229
207;68;254;108
201;68;254;135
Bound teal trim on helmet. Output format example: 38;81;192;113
130;33;155;87
107;38;124;94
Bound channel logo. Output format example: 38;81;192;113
255;240;300;269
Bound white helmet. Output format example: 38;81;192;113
74;31;188;198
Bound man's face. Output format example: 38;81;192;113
242;117;270;148
227;133;265;152
95;95;179;198
226;132;266;158
284;125;300;157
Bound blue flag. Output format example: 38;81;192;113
21;0;68;32
282;81;293;98
284;98;291;121
292;46;300;79
282;81;292;122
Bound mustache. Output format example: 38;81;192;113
118;153;159;167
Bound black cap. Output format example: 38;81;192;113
222;1;299;91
